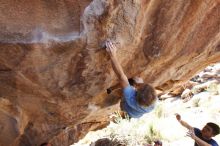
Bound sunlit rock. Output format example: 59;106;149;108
0;0;220;145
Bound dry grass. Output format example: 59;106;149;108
73;74;220;146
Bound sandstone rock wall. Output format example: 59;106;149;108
0;0;219;146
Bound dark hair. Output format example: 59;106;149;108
136;84;157;107
128;78;135;86
92;138;125;146
207;122;220;136
154;140;162;145
40;143;50;146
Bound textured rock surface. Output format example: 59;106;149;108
0;0;220;146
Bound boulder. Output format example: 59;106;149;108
0;0;220;146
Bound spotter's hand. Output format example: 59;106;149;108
186;129;196;140
175;113;181;121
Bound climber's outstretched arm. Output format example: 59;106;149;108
106;41;129;88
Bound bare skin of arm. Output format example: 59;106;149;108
176;114;211;146
175;113;193;130
187;130;211;146
106;41;129;88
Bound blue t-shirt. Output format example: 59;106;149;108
122;85;155;118
194;128;219;146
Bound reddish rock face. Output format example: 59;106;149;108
0;0;220;146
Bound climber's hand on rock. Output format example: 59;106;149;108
106;41;117;57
